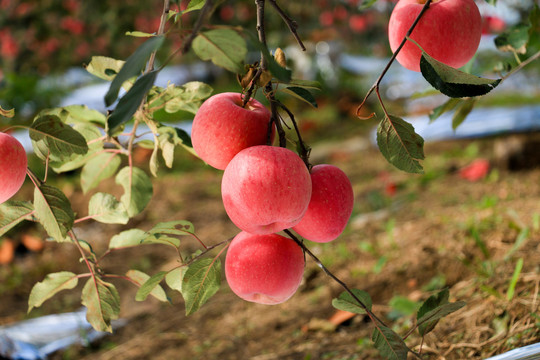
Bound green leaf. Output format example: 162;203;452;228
149;220;195;236
107;70;158;135
86;56;125;81
152;81;213;115
126;31;156;38
0;105;14;118
331;289;372;315
372;326;409;360
105;36;164;106
282;87;318;108
0;201;34;237
506;258;523;301
115;166;153;217
420;52;501;98
360;0;379;10
49;123;104;173
29;115;89;162
59;105;107;127
429;98;462;123
192;29;247;74
33;184;75;242
135;271;167;301
109;228;147;249
182;257;221;315
377;115;425;174
127;270;168;302
452;98;477;130
285;79;321;90
417;290;466;336
183;0;206;13
166;267;186;293
88;193;129;225
495;23;530;54
81;153;122;193
81;278;121;333
28;271;79;312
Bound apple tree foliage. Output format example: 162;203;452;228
0;0;539;358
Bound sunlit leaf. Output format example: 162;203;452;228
372;326;408;360
420;52;501;98
105;35;164;106
166;267;187;293
115;166;153;217
33;184;74;242
127;270;168;302
86;56;125;81
88;193;129;225
135;271;167;301
126;31;156;38
377;115;424;174
183;0;206;14
109;228;147;249
81;278;121;333
81;153;122;193
0;106;14;118
193;29;247;74
182;257;221;315
28;272;79;312
0;201;34;237
152;81;213;115
29;115;89;162
332;289;372;315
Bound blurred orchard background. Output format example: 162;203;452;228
1;0;540;359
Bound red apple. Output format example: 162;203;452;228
191;92;273;170
221;145;312;235
293;165;354;243
0;132;27;204
388;0;482;72
225;231;305;305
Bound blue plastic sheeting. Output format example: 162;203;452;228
370;105;540;144
0;309;125;360
484;342;540;360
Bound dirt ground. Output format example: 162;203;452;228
1;129;539;360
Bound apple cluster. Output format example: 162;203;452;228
0;132;27;204
191;92;354;305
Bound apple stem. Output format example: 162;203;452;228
356;0;433;118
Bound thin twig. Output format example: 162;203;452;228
267;0;305;51
276;101;311;168
357;0;433;117
181;0;214;55
502;49;540;81
283;229;388;327
146;0;171;73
